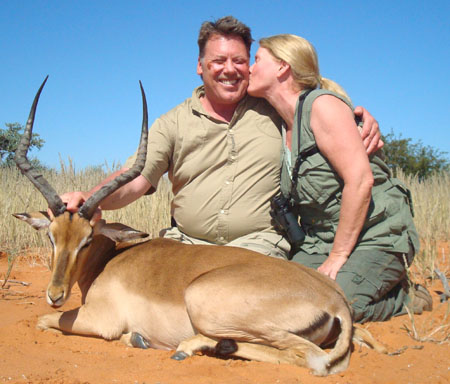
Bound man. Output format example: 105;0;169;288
63;16;381;259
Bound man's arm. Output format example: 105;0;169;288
62;112;173;218
62;167;152;214
354;106;384;154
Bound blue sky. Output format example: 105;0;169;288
2;0;449;169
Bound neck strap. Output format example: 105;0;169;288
290;89;313;198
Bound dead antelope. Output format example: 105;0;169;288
14;78;385;376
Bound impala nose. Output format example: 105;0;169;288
46;286;65;307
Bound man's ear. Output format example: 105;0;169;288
12;211;51;230
197;57;203;76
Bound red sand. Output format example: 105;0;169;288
1;252;449;384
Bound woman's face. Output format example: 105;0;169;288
248;47;281;98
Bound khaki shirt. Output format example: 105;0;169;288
125;86;283;244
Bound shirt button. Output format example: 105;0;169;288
220;209;225;214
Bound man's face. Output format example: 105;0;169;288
197;34;250;107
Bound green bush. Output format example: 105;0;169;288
0;123;45;168
382;130;449;179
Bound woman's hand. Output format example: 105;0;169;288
318;252;348;280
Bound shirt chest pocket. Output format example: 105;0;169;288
175;121;208;164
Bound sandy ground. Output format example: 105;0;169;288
0;251;449;384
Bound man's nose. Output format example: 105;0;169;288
223;59;237;73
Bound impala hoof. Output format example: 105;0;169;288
171;351;189;361
130;332;150;349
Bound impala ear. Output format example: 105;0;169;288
93;220;149;242
12;211;51;230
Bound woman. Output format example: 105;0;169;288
248;34;431;322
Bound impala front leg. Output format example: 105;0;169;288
37;311;65;333
37;306;108;339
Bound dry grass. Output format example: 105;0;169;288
1;164;449;280
402;304;450;345
396;169;450;281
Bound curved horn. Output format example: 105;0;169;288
78;81;148;220
15;76;67;217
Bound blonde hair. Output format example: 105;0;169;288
259;34;352;103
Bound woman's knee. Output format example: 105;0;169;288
290;251;326;269
337;272;408;322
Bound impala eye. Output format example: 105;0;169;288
81;237;92;249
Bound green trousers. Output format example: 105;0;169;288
291;249;411;323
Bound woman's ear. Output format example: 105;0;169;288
277;61;291;79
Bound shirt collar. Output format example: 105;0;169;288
191;85;250;119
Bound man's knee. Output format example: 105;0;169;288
159;227;209;245
227;231;290;259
